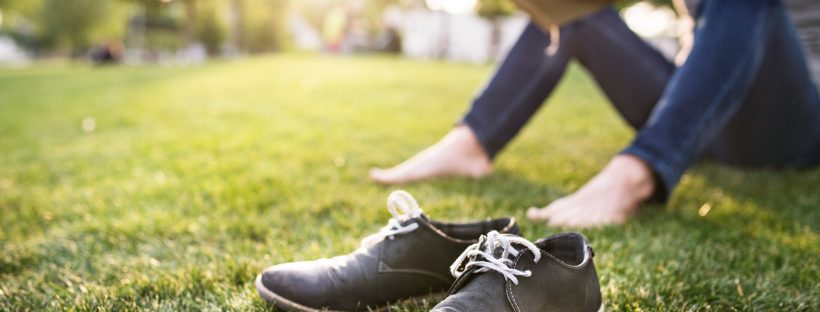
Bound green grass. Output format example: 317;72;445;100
0;54;817;311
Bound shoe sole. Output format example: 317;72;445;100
255;274;344;312
257;274;604;312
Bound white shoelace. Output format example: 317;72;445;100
450;230;542;285
361;190;423;247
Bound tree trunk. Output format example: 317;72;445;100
226;0;243;56
182;0;197;47
489;18;501;62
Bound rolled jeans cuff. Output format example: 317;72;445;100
460;114;502;160
621;142;686;203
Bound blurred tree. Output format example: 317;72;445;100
359;0;403;35
181;0;196;47
476;0;516;60
0;0;41;15
120;0;183;57
231;0;288;53
177;0;228;55
38;0;129;53
0;0;43;49
194;0;226;54
226;0;242;55
291;0;333;34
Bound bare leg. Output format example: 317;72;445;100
369;125;492;185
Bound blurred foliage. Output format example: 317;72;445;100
476;0;516;60
291;0;394;37
476;0;675;17
360;0;403;33
476;0;517;20
1;0;129;53
193;0;227;54
0;0;287;56
0;0;39;15
234;0;288;53
0;0;677;56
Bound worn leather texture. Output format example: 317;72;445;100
259;216;519;311
433;233;602;312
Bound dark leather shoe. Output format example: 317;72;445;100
255;191;520;311
433;231;603;312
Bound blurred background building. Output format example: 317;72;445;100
0;0;679;66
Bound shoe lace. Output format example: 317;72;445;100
361;190;423;247
450;230;541;285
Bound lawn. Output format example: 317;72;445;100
0;54;817;311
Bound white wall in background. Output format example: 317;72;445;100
288;14;323;51
287;2;681;64
0;36;29;66
395;8;528;64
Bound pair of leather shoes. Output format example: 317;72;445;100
255;191;603;311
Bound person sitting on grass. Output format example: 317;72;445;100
370;0;820;228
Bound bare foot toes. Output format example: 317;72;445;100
527;155;656;228
527;203;559;221
369;167;415;185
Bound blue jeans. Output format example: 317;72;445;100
462;0;820;200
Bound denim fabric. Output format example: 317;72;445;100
461;1;820;201
623;0;820;199
463;8;673;159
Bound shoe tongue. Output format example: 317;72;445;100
491;245;508;258
484;239;525;258
483;246;525;266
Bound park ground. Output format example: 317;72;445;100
0;54;817;311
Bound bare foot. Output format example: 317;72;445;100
369;126;492;185
527;155;656;228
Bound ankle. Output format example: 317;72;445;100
608;155;656;201
452;126;490;161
